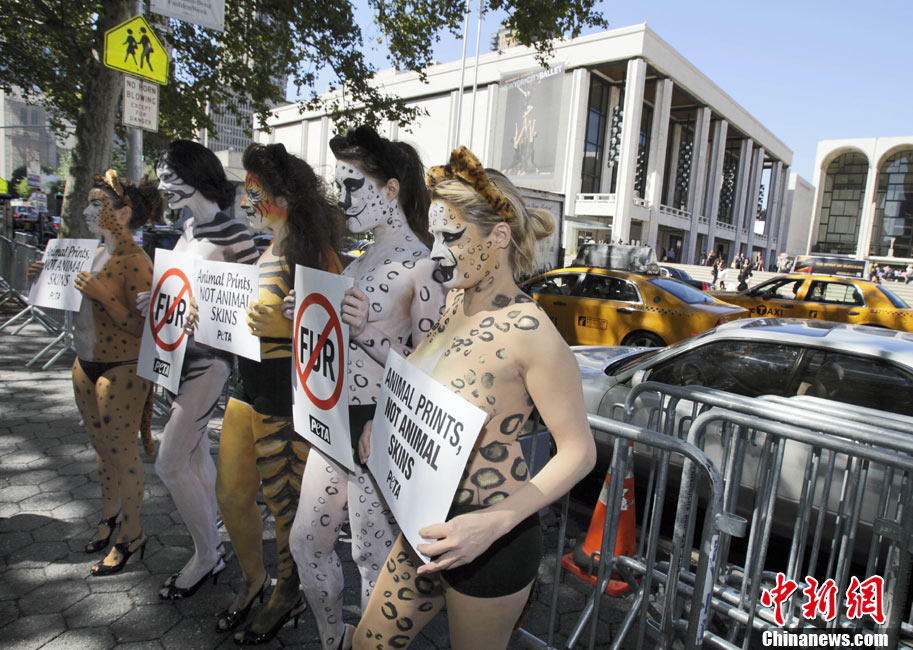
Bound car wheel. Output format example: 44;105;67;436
621;331;665;347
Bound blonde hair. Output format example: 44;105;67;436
430;169;553;280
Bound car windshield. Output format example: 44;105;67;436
876;285;910;309
648;277;714;304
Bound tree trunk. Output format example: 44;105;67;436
59;0;130;238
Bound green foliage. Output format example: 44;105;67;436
15;177;37;199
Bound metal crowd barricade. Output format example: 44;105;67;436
621;381;913;648
527;412;745;650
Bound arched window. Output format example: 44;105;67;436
813;152;868;255
870;149;913;258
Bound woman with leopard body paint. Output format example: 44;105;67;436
285;125;446;650
354;147;595;649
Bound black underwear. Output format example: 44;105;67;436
232;356;293;417
439;503;543;598
349;403;377;453
77;358;136;384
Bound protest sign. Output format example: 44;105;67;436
28;239;98;311
138;248;194;392
193;258;260;360
291;266;355;470
367;351;486;561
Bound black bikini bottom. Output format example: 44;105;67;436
439;503;543;598
349;403;377;452
77;358;136;384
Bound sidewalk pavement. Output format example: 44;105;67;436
0;301;633;650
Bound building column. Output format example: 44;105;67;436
856;164;879;258
683;107;711;263
762;160;782;263
561;68;591;220
704;119;729;259
644;79;672;250
613;57;647;244
731;139;754;255
744;146;765;256
776;167;791;254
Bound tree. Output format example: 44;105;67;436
0;0;606;237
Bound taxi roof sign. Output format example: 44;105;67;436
104;15;169;85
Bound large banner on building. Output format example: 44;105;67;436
498;65;565;179
367;351;486;561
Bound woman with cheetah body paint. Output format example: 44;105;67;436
354;148;595;650
72;171;162;576
137;141;259;599
215;143;344;645
286;126;446;650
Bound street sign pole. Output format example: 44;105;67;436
126;0;143;182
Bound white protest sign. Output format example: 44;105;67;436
138;248;194;392
193;258;260;361
28;239;98;311
367;351;486;561
291;266;355;470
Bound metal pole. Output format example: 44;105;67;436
453;0;471;146
126;0;144;181
468;0;484;150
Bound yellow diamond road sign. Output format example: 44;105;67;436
104;15;169;85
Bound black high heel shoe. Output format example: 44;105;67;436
159;556;226;600
162;542;227;589
90;533;146;576
84;513;119;554
232;597;307;645
215;573;270;633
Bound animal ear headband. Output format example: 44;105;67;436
426;146;514;221
94;169;132;207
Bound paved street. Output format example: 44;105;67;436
0;300;633;650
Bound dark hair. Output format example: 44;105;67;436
155;140;236;210
242;143;341;274
92;176;164;231
329;125;431;247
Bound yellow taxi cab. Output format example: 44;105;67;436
711;274;913;332
520;267;748;347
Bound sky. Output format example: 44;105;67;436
290;0;913;181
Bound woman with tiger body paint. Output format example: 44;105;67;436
214;143;344;645
353;147;595;650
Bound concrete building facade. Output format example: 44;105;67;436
807;136;913;263
259;24;793;267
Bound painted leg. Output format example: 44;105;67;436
92;364;151;569
155;356;229;591
73;360;120;545
445;579;534;650
353;534;445;650
241;411;309;638
348;463;399;612
216;398;267;622
290;448;349;650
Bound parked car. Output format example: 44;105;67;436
520;266;747;347
573;318;913;545
711;273;913;332
659;265;710;291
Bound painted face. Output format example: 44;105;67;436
156;164;196;210
84;188;118;235
241;173;285;231
334;161;390;233
428;200;498;290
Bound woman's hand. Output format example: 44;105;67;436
340;285;369;337
74;271;111;303
247;301;291;338
184;296;199;333
135;290;151;313
281;289;296;321
27;260;44;280
415;510;505;575
358;420;373;464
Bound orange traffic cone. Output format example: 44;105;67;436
561;460;636;597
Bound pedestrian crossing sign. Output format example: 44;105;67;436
104;15;170;85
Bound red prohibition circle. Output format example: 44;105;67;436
149;267;192;352
293;292;345;410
